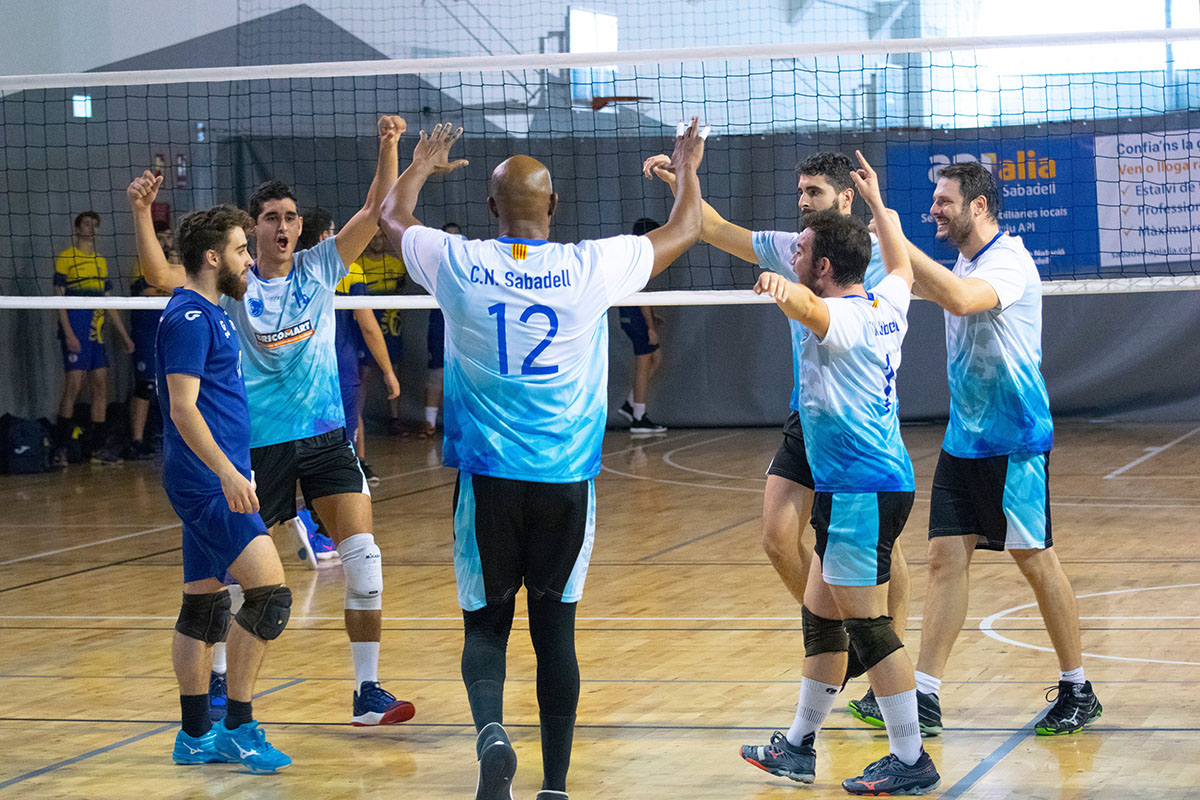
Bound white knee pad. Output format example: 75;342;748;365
339;533;383;611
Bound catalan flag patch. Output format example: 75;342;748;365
511;243;528;260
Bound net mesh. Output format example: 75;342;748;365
3;29;1200;308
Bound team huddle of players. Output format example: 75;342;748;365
129;114;1101;798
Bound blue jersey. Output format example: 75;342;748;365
156;288;252;496
753;229;886;413
402;227;653;482
796;274;915;493
335;282;368;390
222;237;348;448
943;233;1054;458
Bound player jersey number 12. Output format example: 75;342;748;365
487;302;559;376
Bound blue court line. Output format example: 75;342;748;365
937;710;1041;799
0;678;306;789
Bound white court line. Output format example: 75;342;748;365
0;523;170;529
979;583;1200;666
0;523;181;566
601;430;703;459
661;432;766;482
600;462;762;493
1105;424;1200;479
4;613;1196;622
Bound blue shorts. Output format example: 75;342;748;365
61;309;108;372
618;307;658;356
133;349;156;394
812;491;914;586
427;308;445;370
929;449;1052;551
169;489;268;583
364;308;404;365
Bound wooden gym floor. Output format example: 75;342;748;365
2;420;1198;799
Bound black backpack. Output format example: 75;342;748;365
1;415;51;474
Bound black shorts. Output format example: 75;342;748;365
929;449;1052;552
250;428;368;528
618;307;658;356
765;410;815;489
451;472;596;611
812;491;914;586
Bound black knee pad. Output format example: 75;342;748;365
843;616;903;675
235;584;292;641
175;591;232;644
802;605;848;657
134;381;155;401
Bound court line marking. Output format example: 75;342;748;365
2;613;1194;622
980;582;1200;666
661;432;765;481
1104;424;1200;479
938;710;1042;799
638;514;760;561
0;523;181;566
0;677;306;790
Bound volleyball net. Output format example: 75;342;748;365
2;28;1200;310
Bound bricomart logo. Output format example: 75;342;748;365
254;319;314;349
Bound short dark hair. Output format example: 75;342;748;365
74;211;101;230
797;152;855;193
938;161;1001;221
800;208;872;287
178;205;254;277
297;207;333;250
631;217;660;235
247;180;298;220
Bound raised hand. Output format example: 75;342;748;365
642;153;677;194
850;149;884;209
127;170;163;212
413;122;470;175
378;114;406;146
754;271;792;305
669;116;706;175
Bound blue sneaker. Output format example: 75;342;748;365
740;730;816;783
310;530;338;562
352;681;416;726
212;720;292;773
842;750;940;796
172;728;237;765
209;671;227;722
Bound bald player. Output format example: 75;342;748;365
380;120;706;800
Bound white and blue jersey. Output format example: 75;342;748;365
402;227;653;482
156;288;252;496
221;237;348;448
796;274;915;493
942;233;1054;459
753;229;886;413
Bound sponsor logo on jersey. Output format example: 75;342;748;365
254;319;314;349
247;297;265;317
184;310;203;321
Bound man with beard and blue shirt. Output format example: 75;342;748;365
127;184;293;772
642;149;911;720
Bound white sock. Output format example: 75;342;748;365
786;678;840;746
914;670;941;696
424;406;438;426
626;390;634;406
227;583;244;614
632;401;647;420
877;689;923;766
351;641;380;687
1060;666;1085;685
210;642;227;675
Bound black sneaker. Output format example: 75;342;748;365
630;414;667;434
535;793;568;800
842;750;940;796
917;690;942;736
617;400;634;422
740;730;816;784
360;461;381;485
90;446;123;465
1034;680;1102;735
849;687;884;728
475;722;517;800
